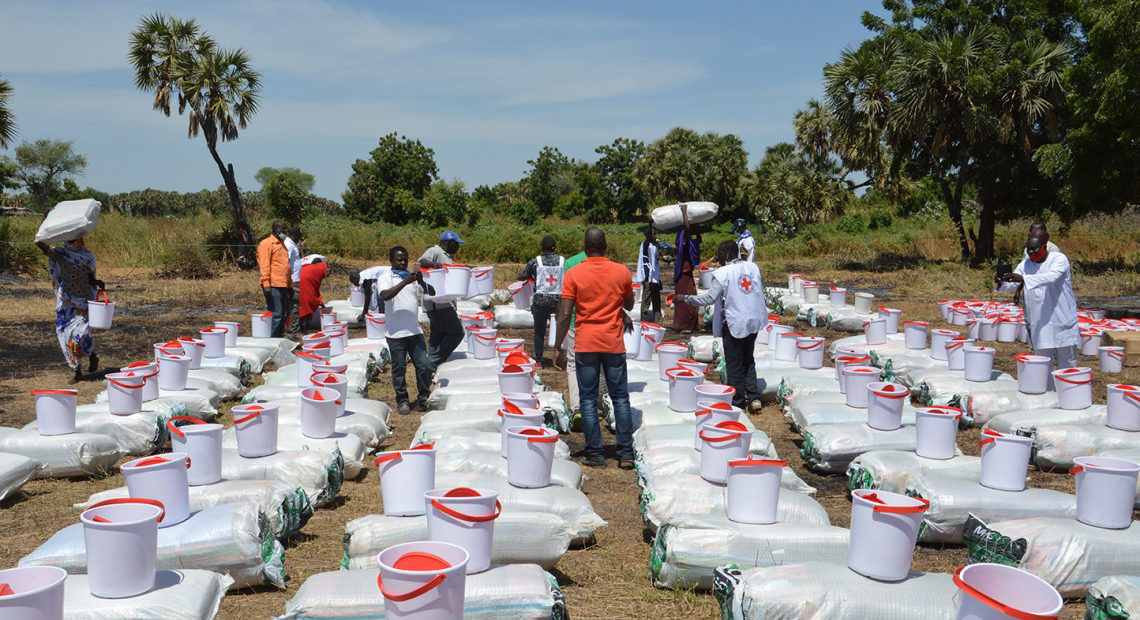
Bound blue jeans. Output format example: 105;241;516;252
575;351;634;460
388;334;432;406
265;287;289;338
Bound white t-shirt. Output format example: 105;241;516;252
359;265;390;312
379;271;423;338
284;238;301;283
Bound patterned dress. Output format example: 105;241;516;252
47;241;97;368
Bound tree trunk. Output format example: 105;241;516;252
937;175;972;261
204;131;253;259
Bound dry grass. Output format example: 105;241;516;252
1;258;1136;619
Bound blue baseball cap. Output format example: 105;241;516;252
733;218;747;228
440;230;465;244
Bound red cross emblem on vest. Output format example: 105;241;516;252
545;274;558;287
740;276;753;292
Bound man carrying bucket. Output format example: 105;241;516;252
517;235;564;367
381;246;436;415
418;231;467;373
351;263;390;322
553;227;636;469
997;224;1080;370
257;221;292;338
676;240;766;412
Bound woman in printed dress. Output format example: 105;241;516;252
35;237;102;383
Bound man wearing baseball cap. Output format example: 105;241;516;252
734;218;755;262
418;230;467;374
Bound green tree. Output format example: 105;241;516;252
263;174;311;224
0;75;15;149
408;179;477;227
10;139;88;211
523;146;571;217
342;132;438;224
593;137;647;222
255;166;315;193
129;12;261;247
743;142;852;237
634;128;749;210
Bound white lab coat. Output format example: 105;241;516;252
1000;251;1079;349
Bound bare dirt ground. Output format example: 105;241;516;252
1;260;1136;619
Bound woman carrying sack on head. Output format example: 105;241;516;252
36;237;102;383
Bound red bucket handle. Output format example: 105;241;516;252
259;311;273;318
107;376;144;390
133;455;191;469
166;415;207;439
952;566;1059;620
978;427;1004;447
698;430;742;442
87;497;166;523
429;498;503;523
30;389;79;396
375;452;402;465
525;431;559;444
872;385;909;399
796;339;823;350
1053;372;1093;385
377;572;447;602
946;340;968;350
412;442;435;451
728;458;786;468
655;341;684;352
94;290;111;303
1108;349;1125;359
861;492;930;514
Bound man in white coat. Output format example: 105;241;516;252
997;226;1080;369
677;239;766;412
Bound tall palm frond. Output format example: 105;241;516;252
0;76;16;149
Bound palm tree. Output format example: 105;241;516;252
824;39;897;188
793;99;833;169
128;13;260;250
0;76;16;149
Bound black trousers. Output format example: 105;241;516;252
721;322;761;409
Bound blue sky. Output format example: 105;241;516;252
0;0;884;201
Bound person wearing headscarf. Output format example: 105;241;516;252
672;204;702;333
36;237;102;382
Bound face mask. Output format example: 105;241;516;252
1028;246;1047;263
276;232;287;240
392;269;410;278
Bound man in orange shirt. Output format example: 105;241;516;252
257;221;292;337
553;227;635;469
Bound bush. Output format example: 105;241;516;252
834;213;867;234
0;216;40;273
868;209;893;230
155;243;215;279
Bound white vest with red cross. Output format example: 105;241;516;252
712;260;766;339
534;255;564;296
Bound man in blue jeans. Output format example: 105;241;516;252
552;227;636;469
379;246;435;415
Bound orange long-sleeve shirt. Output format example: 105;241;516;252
257;235;291;288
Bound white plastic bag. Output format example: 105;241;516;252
59;569;230;620
1031;423;1140;470
415;430;570;460
234;335;296;367
650;201;718;230
639;473;830;532
785;394;918;431
21;502;285;589
221;448;343;508
436;448;583;489
185;367;244;399
0;451;41;501
282;564;566;620
222;426;367;478
342;512;574;570
650;523;849;589
636;445;816;495
847;451;981;495
0;430;123;478
910;475;1075;543
634;422;775;456
495;304;535;328
23;406;166;456
197;354;251;381
34;198;100;243
95;385;219;419
435;472;606;542
253;399;391;450
687;335;723;363
800;423;924;473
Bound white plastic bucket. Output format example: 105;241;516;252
314;361;349;375
978;429;1033;491
31;389;78;436
775;331;803;362
866;382;909;431
945;337;973;371
501;392;540;410
166;417;222;486
105;372;144;415
300;387;341;438
153;340;183;361
693;383;735;406
1100;346;1125;374
1080;328;1103;356
963;346;996;382
978;317;997;341
0;565;67;619
80;498;166;599
953;563;1062;620
915;406;962;460
768;323;793;351
121;361;159;401
471;329;498;360
966;319;980;340
200;327;227;358
302;331;330;347
349;285;365;307
726;458;786;524
835;354;871;392
938;300;954;322
231;403;279;458
698;420;751;484
508;279;533;310
424;487;501;574
657;342;688;381
621;321;641;357
251;311;273;338
302;340;332;360
853;291;874;314
699;264;715;289
176;337;204;370
847;489;929;582
828;286;846;307
293;351;323;386
87;291;115;329
311;372;349;416
930;329;960;361
796;336;825;369
1053;367;1093;409
1015;353;1052;394
469;266;494;296
1071;456;1140;529
324;325;347;357
1106;384;1140;431
365;313;387;340
505;426;558;488
638;322;665;361
950;305;971;326
120;453;190;527
666;367;705;413
375;446;436;516
693;403;743;451
213;321;239;346
801;282;819;305
320;310;338;329
546;313;557;347
843;366;880;408
377;540;468;620
863;318;886;345
903;321;928;350
497;365;534;395
878;306;901;334
996;319;1021;343
156;354;190;391
498;406;544;458
1088;308;1107;321
444;264;472;299
677;359;709;374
